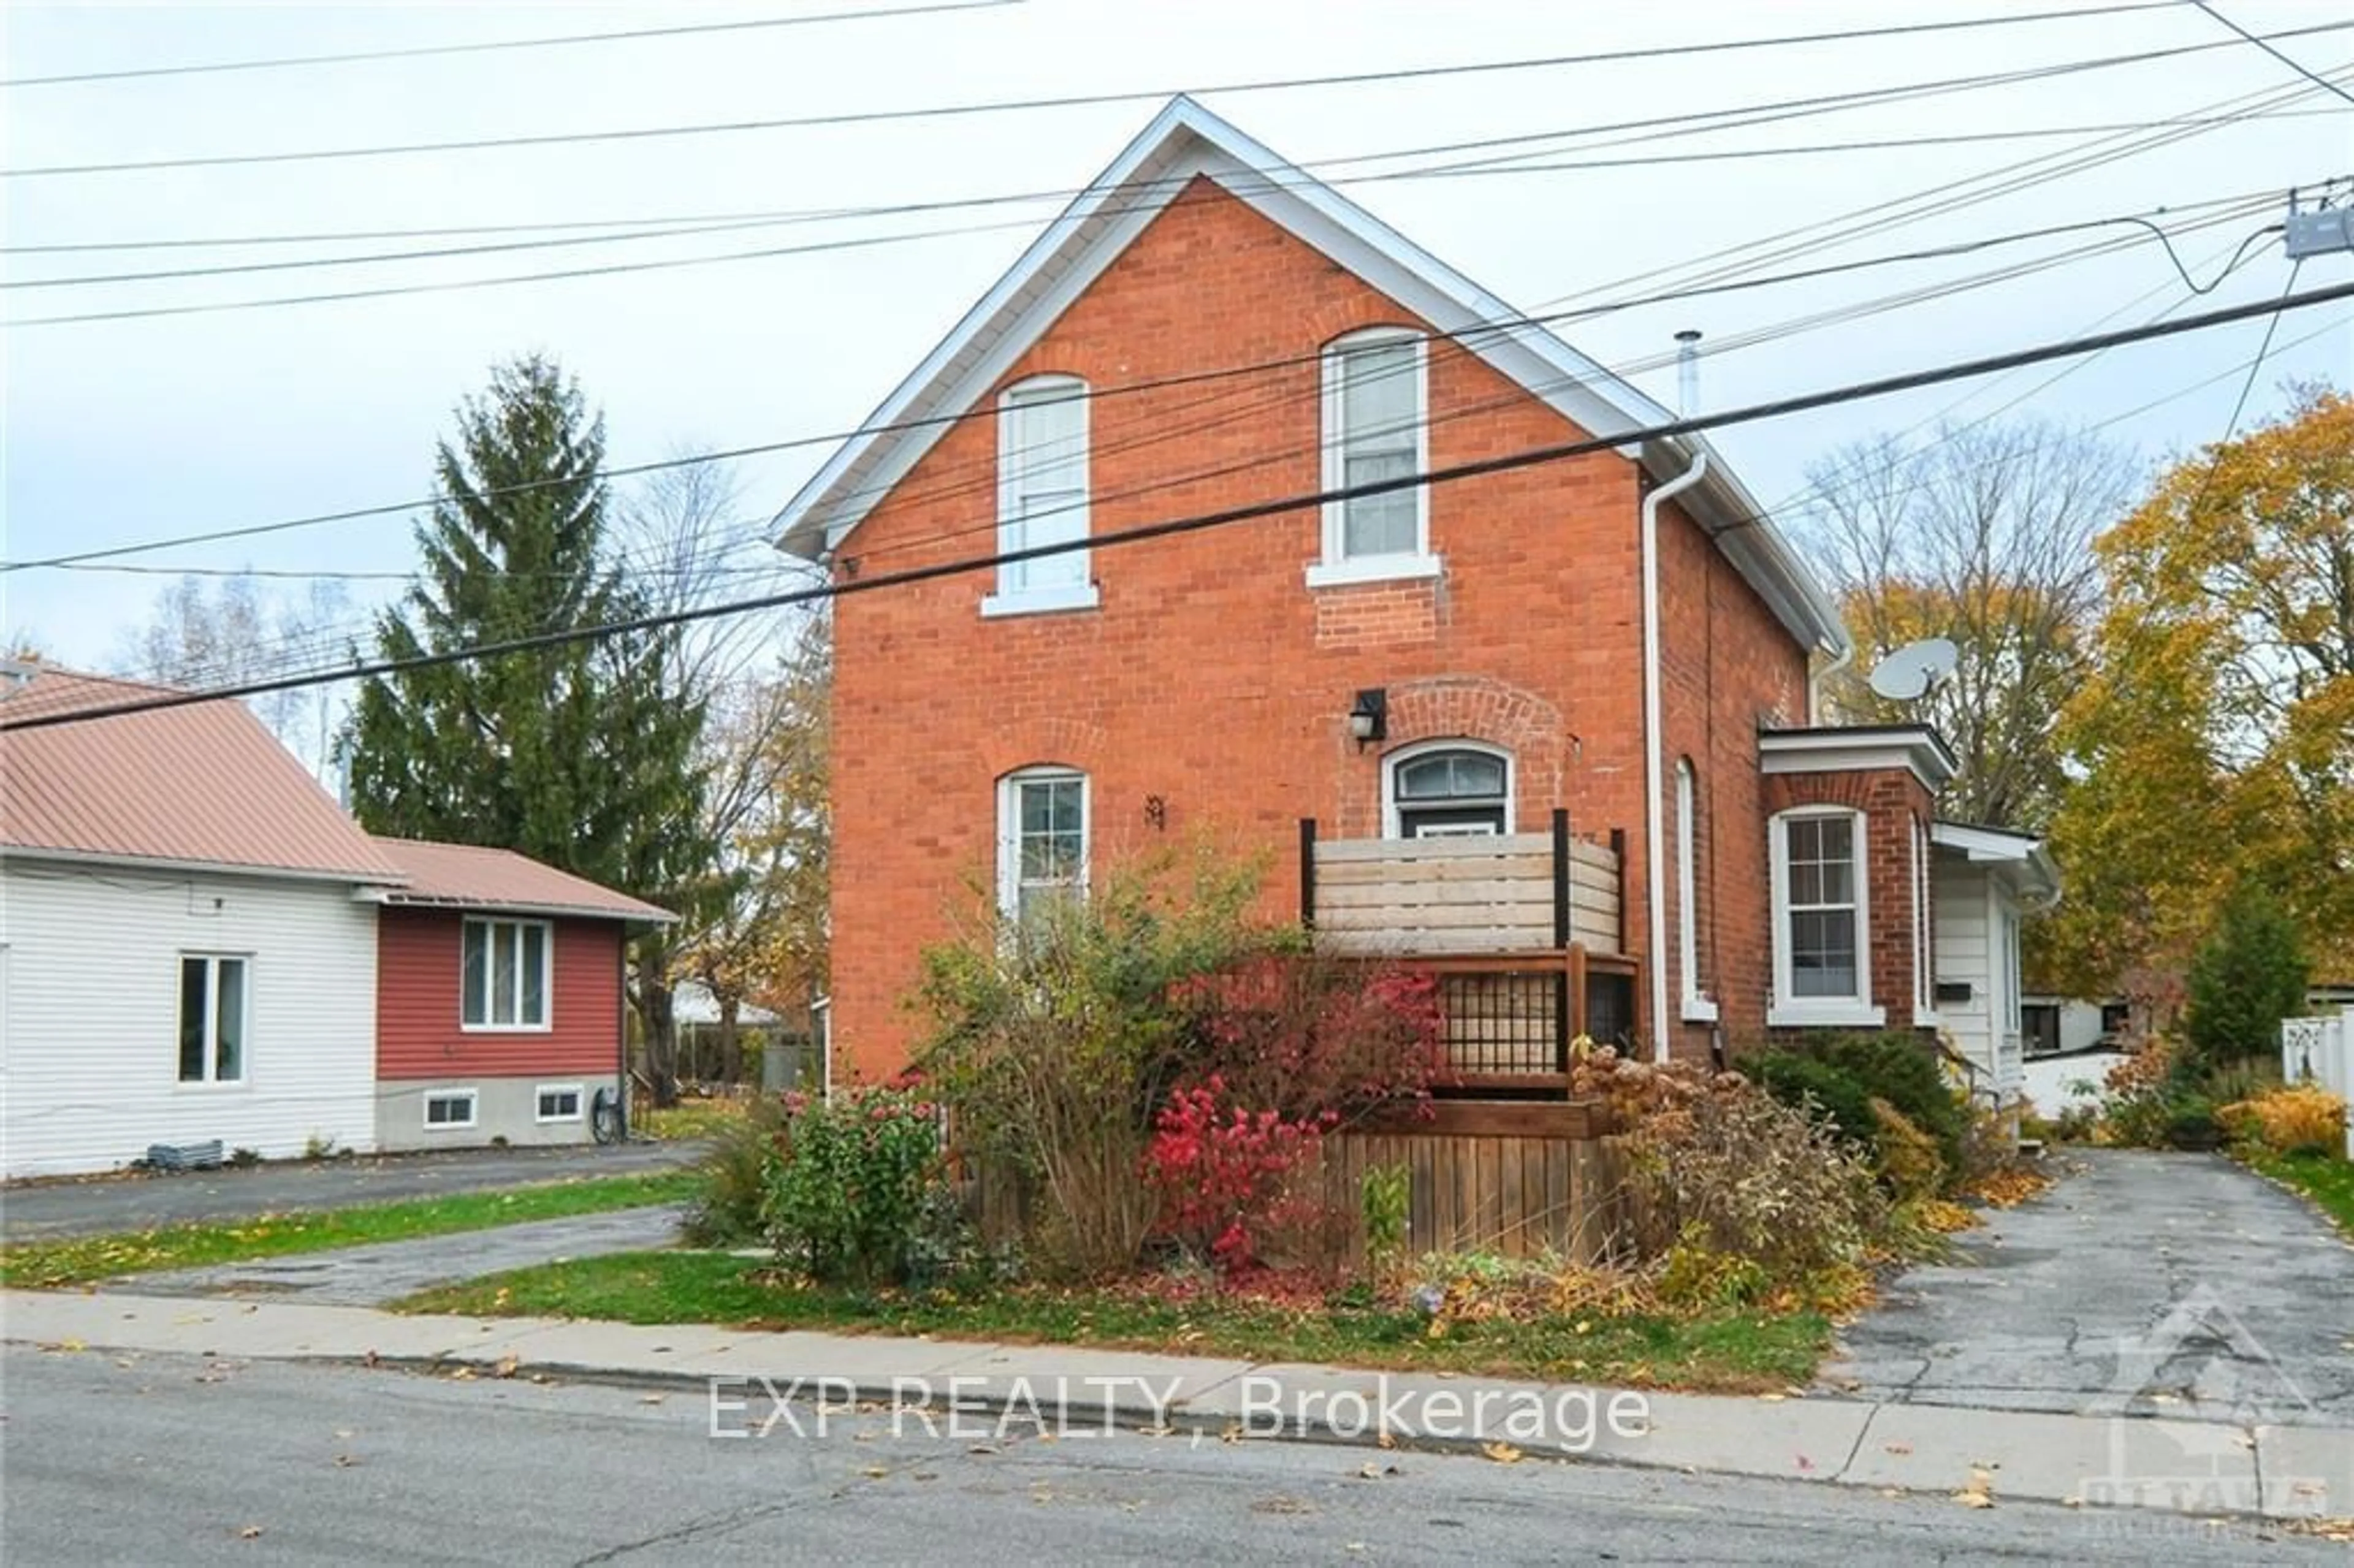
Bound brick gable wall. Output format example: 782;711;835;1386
826;178;1811;1082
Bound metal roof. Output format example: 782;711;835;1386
0;666;405;883
368;836;674;923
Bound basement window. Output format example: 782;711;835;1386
424;1090;478;1130
536;1085;584;1124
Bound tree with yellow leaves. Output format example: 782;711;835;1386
2043;383;2353;1000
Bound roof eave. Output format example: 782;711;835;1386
378;893;677;925
1;842;408;886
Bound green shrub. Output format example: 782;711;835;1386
2184;886;2310;1072
1746;1051;1876;1151
682;1095;788;1246
761;1085;955;1287
2161;1093;2223;1151
1807;1032;1970;1174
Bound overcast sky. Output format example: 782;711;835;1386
5;0;2350;676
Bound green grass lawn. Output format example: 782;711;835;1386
2245;1148;2354;1238
0;1171;698;1290
395;1250;1830;1394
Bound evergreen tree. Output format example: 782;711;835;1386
2182;886;2311;1071
345;354;711;922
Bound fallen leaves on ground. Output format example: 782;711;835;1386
1964;1166;2057;1209
1480;1441;1523;1464
1952;1464;1998;1509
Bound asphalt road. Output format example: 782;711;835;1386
1826;1148;2354;1426
0;1141;697;1241
2;1347;2332;1566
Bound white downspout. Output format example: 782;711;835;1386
1642;447;1708;1062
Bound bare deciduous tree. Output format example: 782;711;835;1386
115;573;353;780
1799;419;2141;830
611;455;828;1100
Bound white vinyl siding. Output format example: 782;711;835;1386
987;375;1097;614
0;859;379;1178
1767;807;1883;1029
1310;329;1438;587
997;767;1089;928
462;917;550;1030
1933;858;2024;1098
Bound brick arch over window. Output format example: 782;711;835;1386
980;717;1107;785
1328;675;1566;837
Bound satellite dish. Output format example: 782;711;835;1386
1867;637;1960;702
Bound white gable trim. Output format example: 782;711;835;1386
770;95;1847;657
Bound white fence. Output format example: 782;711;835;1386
2280;1010;2354;1159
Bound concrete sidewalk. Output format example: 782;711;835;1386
6;1287;2347;1526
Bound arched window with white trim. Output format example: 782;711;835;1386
1309;327;1435;586
988;375;1095;615
997;766;1089;926
1676;758;1715;1021
1385;742;1512;838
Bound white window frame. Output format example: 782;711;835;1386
1308;328;1441;588
1676;760;1717;1023
1382;739;1514;839
462;916;553;1033
177;953;251;1087
422;1089;479;1131
1910;815;1940;1026
983;373;1099;617
1767;807;1883;1029
535;1084;585;1124
996;766;1091;925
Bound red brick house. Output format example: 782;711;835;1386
773;98;2046;1097
367;838;673;1149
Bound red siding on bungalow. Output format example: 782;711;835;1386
375;907;623;1079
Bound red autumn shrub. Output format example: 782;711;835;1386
1174;955;1447;1128
1144;1074;1336;1270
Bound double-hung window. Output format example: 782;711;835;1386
1312;329;1436;587
178;954;248;1084
987;375;1096;615
998;767;1088;929
1768;809;1882;1027
463;917;550;1030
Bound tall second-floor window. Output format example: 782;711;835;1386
991;375;1094;612
1314;329;1433;584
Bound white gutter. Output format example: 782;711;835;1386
1641;447;1708;1062
1810;640;1856;725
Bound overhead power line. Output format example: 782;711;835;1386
3;4;1018;89
2192;0;2354;105
17;116;2342;292
10;274;2349;736
9;12;2339;180
4;196;2278;576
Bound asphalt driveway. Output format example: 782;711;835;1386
1;1141;698;1242
1822;1148;2354;1427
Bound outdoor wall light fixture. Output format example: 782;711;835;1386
1349;688;1388;750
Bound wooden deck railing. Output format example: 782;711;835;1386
1300;809;1623;957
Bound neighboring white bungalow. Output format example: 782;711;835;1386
1931;821;2060;1108
0;664;400;1178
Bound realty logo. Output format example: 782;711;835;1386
2083;1282;2328;1516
